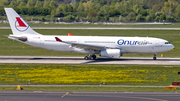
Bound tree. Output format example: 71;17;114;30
9;0;17;7
50;9;55;21
145;15;151;21
152;3;164;13
127;12;136;21
41;8;50;16
139;9;147;16
87;10;97;19
111;0;117;6
49;0;57;9
28;7;35;15
155;16;160;21
104;15;109;21
63;15;75;22
0;8;5;15
136;14;144;21
119;15;122;22
66;4;73;12
55;4;64;16
43;0;50;8
72;2;79;12
155;12;163;17
161;0;178;16
20;7;28;15
18;2;26;7
92;3;101;12
26;0;36;8
175;5;180;20
160;14;166;20
109;9;120;17
0;0;9;7
77;2;84;12
35;0;43;8
166;16;174;21
133;4;138;12
115;1;130;16
98;5;109;16
17;0;26;5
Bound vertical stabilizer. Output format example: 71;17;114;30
5;8;41;35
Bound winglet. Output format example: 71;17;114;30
55;37;62;42
68;33;73;36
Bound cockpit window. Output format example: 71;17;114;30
165;42;170;44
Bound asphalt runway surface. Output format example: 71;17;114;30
0;91;180;101
0;56;180;65
2;27;180;30
0;85;177;87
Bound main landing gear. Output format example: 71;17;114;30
153;53;157;60
84;55;96;60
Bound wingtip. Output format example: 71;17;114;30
55;37;62;42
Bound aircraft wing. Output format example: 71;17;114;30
55;37;108;50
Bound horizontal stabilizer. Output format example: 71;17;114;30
8;35;27;42
68;33;73;36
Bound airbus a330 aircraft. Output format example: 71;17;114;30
5;8;174;60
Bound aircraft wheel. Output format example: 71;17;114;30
153;57;156;60
92;55;96;60
90;56;94;60
84;56;89;60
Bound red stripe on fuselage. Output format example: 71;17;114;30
16;17;27;27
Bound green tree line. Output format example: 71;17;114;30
1;0;180;22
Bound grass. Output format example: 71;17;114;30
0;29;179;57
0;64;180;85
1;22;180;28
0;86;180;92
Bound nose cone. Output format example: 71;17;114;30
171;44;175;50
166;44;175;51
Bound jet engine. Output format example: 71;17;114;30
100;49;121;58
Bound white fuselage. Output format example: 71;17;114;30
23;35;174;54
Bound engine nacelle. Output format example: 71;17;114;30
100;49;121;58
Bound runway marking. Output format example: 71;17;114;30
124;96;167;101
61;92;69;98
44;92;52;97
70;94;168;101
124;92;133;93
164;66;173;67
169;61;179;62
34;91;43;93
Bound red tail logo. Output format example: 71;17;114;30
15;17;29;32
16;17;27;27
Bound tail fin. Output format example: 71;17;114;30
5;8;41;35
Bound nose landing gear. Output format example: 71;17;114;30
84;55;96;60
153;53;157;60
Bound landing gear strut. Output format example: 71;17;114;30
84;55;96;60
153;53;157;60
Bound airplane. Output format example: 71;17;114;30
5;8;174;60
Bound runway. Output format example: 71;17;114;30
0;56;180;65
1;85;179;87
0;91;179;101
1;27;180;30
